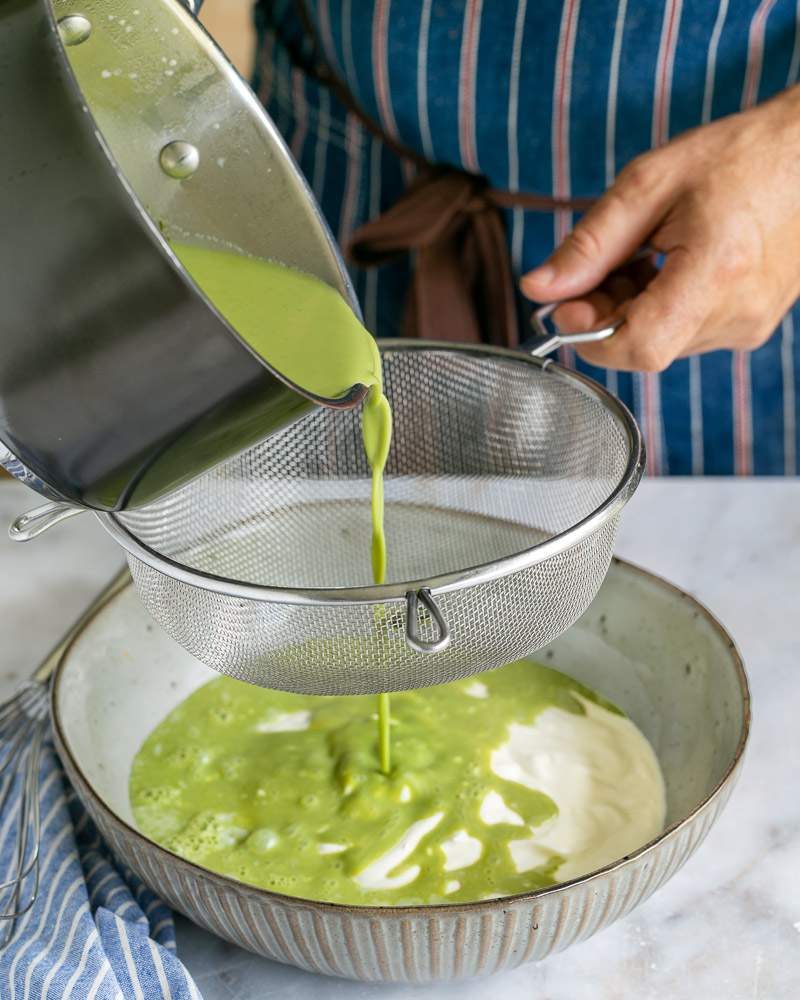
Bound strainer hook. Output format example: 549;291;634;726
405;589;451;654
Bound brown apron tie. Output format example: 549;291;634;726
350;170;513;345
350;169;594;347
289;0;596;347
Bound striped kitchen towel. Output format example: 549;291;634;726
1;736;202;1000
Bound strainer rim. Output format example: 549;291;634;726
97;341;644;605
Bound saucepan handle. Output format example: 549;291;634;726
9;501;84;542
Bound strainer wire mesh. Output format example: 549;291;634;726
104;344;641;694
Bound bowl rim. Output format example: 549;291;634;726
50;556;750;917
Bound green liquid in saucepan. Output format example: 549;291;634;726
170;243;384;402
171;243;393;771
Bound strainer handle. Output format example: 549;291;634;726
405;589;451;654
528;304;622;358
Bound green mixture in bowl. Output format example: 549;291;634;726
130;659;665;907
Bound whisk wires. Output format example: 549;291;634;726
0;683;48;948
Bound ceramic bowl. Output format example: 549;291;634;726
51;558;749;983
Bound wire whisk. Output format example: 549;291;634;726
0;569;130;947
0;682;47;946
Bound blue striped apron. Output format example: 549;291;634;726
250;0;800;476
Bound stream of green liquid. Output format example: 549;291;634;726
171;243;394;772
131;243;660;907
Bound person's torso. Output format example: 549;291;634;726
267;0;799;193
252;0;800;475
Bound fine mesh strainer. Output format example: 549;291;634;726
96;341;643;695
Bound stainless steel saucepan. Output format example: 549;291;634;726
0;0;365;513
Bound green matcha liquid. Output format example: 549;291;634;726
172;243;394;772
130;660;627;905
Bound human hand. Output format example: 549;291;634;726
521;85;800;372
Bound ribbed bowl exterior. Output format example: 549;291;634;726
60;748;741;984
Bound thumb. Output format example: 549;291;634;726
521;154;675;302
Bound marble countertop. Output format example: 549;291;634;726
0;479;798;999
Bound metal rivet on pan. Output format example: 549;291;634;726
159;141;200;180
57;14;92;46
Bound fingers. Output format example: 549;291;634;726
572;247;712;371
520;155;676;303
552;293;616;333
552;272;641;333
